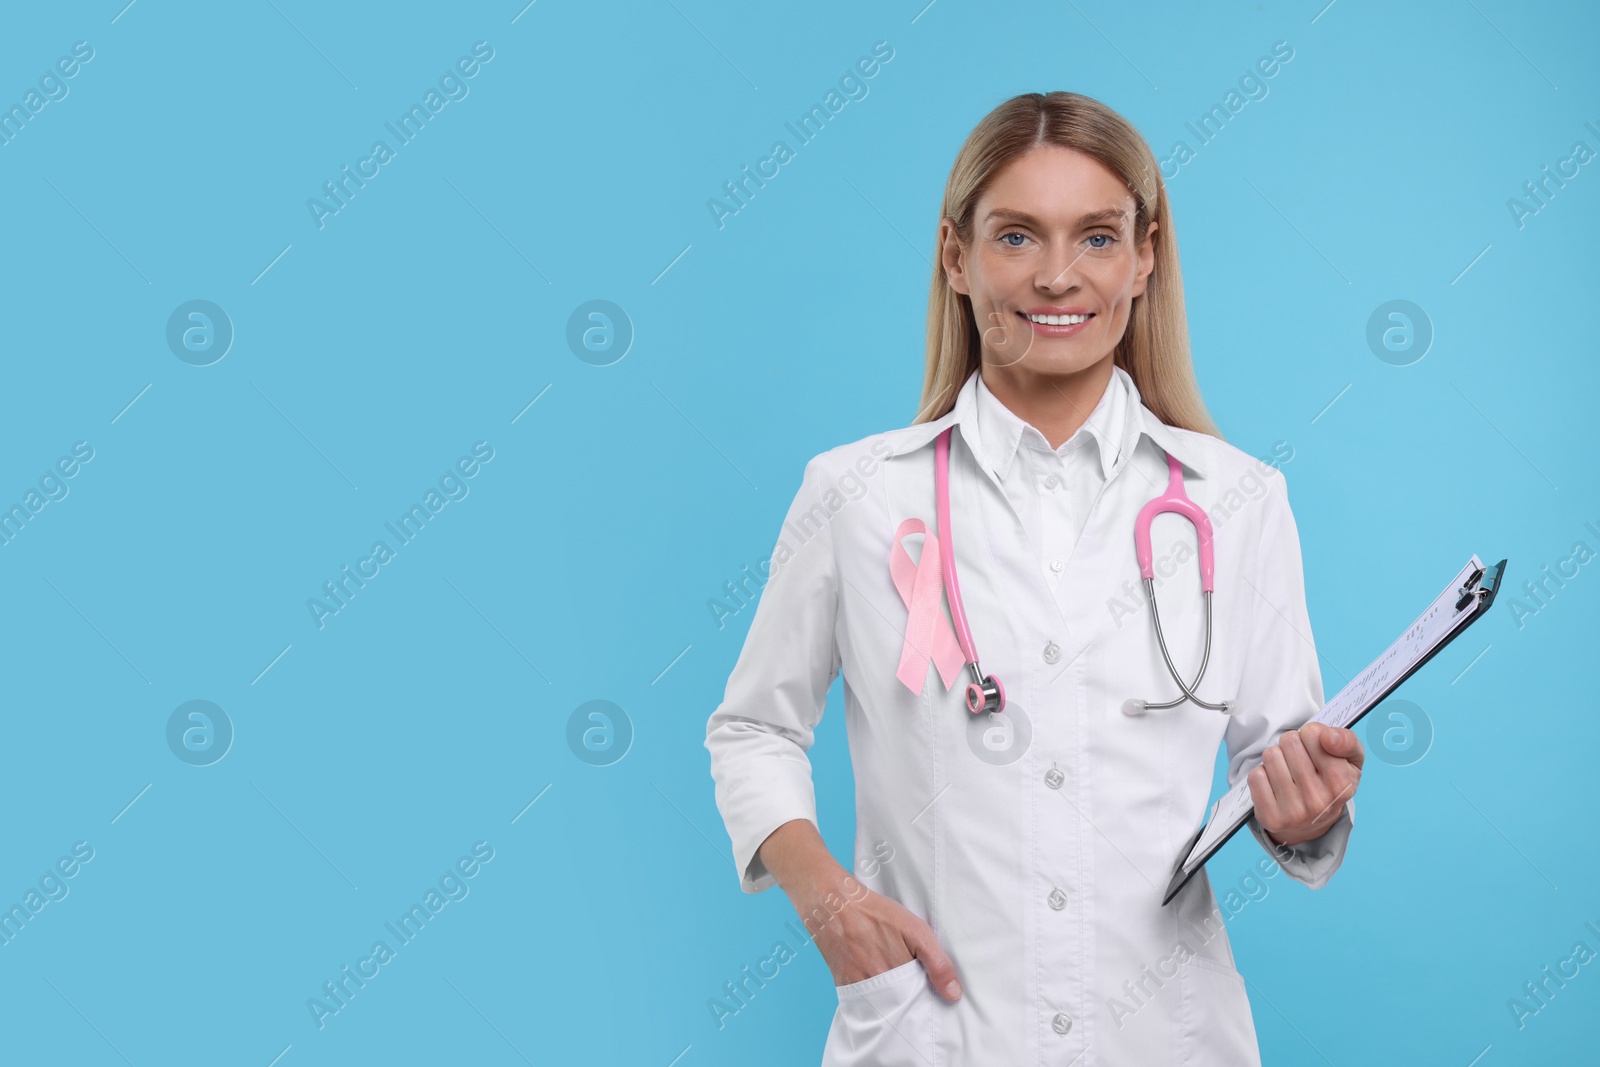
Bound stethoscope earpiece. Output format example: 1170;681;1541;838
1122;699;1149;717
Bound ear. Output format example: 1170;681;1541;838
940;217;970;297
1131;218;1158;299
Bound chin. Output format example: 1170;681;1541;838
1028;349;1111;376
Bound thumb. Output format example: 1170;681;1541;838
1309;721;1350;754
904;922;962;1001
1326;724;1361;758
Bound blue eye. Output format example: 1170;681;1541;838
1087;233;1117;249
1000;231;1028;247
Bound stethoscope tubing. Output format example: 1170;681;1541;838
1131;581;1236;715
934;430;1005;714
933;426;1237;718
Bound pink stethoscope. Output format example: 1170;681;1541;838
892;427;1238;719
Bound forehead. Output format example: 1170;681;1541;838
977;145;1134;225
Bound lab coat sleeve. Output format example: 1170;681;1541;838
704;455;843;895
1225;467;1355;890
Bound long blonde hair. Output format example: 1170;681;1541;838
916;91;1220;438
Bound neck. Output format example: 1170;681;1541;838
980;355;1116;450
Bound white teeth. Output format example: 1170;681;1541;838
1027;313;1090;325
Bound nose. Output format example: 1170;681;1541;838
1036;240;1088;293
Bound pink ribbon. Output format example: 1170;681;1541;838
889;517;965;695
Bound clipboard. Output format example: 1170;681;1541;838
1161;554;1507;906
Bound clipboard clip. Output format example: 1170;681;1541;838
1455;559;1506;610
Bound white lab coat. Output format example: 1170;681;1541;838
705;366;1354;1066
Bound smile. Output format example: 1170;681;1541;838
1017;310;1094;336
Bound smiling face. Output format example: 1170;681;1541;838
941;145;1156;379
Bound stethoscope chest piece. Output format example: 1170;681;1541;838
965;674;1005;716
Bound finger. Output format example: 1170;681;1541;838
1295;729;1357;827
1261;743;1302;822
1300;725;1363;807
1247;763;1282;831
1280;731;1332;814
1314;723;1366;771
1305;721;1341;755
1306;781;1351;828
829;927;913;987
903;922;962;1001
1337;726;1366;771
1324;754;1361;808
1299;723;1339;775
1304;786;1353;833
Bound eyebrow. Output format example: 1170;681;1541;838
984;207;1128;228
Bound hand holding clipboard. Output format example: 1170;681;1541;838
1163;555;1507;905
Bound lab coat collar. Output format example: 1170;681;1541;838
974;363;1127;483
887;364;1212;482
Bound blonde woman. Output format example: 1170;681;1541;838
705;91;1362;1066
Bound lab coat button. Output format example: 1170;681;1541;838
1044;474;1060;488
1047;887;1067;910
1042;641;1061;664
1052;1011;1073;1034
1044;764;1064;789
1049;559;1064;573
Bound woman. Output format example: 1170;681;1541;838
704;91;1363;1066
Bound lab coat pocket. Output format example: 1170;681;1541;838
822;958;936;1067
1178;955;1261;1067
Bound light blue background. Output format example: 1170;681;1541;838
0;1;1594;1063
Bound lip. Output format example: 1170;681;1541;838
1017;307;1095;337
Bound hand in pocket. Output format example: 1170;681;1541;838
804;877;962;1002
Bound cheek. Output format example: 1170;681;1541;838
1091;286;1132;327
1106;274;1145;320
974;253;1023;297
